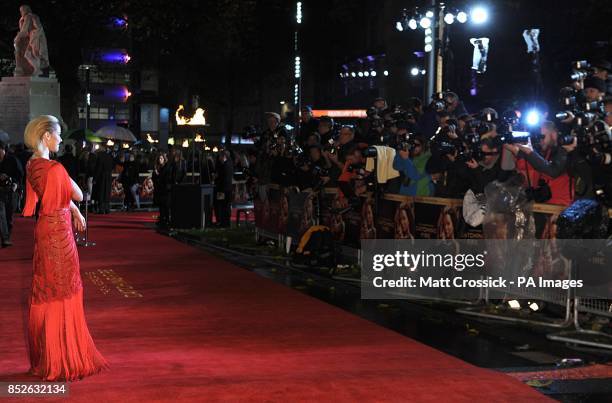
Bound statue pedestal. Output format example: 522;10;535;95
0;76;61;144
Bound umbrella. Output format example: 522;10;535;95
0;130;9;143
64;128;103;143
94;125;137;142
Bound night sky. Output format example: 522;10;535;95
0;0;611;131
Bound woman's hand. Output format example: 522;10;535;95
72;209;86;232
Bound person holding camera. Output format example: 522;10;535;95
0;141;24;246
297;105;319;148
504;121;576;206
323;126;355;182
392;135;433;196
316;116;335;145
464;138;511;194
270;136;297;187
296;145;332;190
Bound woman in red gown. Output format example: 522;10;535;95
23;115;108;381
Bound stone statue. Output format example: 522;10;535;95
14;5;49;77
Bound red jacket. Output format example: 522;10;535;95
515;149;574;206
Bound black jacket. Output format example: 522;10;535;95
0;153;24;185
215;158;234;194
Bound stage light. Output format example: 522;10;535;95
106;139;114;146
529;302;540;311
364;71;370;77
508;300;521;310
470;6;488;24
425;10;434;18
424;36;432;44
419;16;431;29
371;71;377;77
424;44;433;52
424;28;432;35
408;18;418;30
410;67;419;76
396;21;404;32
421;69;426;75
383;70;389;76
457;11;468;23
525;109;541;127
296;2;302;24
280;101;286;105
358;71;364;77
351;72;356;77
444;13;455;24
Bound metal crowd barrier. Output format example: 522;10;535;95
547;298;612;349
456;203;574;327
252;186;612;345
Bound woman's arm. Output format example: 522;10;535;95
70;177;83;202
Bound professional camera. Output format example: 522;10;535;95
432;92;448;112
570;60;594;82
285;139;303;157
0;175;13;191
396;132;418;152
322;137;339;155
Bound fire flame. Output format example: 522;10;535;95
175;105;207;126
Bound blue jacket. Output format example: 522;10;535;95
393;153;434;196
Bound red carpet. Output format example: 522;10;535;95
0;212;550;402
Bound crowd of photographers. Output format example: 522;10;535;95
244;59;612;212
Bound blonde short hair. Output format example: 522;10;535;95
24;115;61;151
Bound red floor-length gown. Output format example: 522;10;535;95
23;158;108;381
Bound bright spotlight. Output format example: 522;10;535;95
408;18;418;30
457;11;468;23
396;21;404;32
424;36;432;44
358;71;364;77
420;69;426;75
364;71;370;77
383;70;389;76
419;17;431;29
444;13;455;24
508;300;521;310
410;67;419;76
424;28;432;35
424;44;433;52
351;72;356;77
425;10;434;18
371;71;377;77
470;6;488;24
525;109;541;127
529;302;540;312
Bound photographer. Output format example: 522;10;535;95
504;121;575;206
0;141;24;246
317;116;335;145
253;112;287;185
338;145;372;198
392;135;433;196
465;138;511;194
592;60;611;96
270;135;297;187
427;121;470;198
323;126;355;172
296;145;332;190
583;77;606;103
297;105;319;148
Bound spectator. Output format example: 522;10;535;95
214;150;234;227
